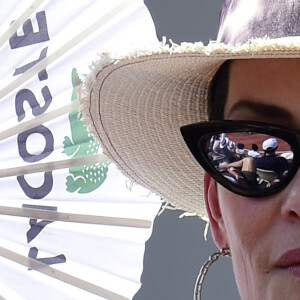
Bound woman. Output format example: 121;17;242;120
81;0;300;299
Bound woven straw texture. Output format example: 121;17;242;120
82;37;300;219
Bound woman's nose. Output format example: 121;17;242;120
281;169;300;222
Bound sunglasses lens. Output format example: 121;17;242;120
202;131;293;194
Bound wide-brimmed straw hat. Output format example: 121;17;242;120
81;0;300;220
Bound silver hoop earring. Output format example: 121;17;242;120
194;248;230;300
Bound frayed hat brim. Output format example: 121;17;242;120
80;36;300;219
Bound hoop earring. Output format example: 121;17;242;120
193;248;230;300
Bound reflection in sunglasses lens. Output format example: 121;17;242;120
205;132;292;190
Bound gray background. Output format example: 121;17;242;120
133;1;241;300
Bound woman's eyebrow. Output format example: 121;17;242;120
227;99;293;119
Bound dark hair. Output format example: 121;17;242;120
264;147;278;155
252;144;258;151
208;60;232;120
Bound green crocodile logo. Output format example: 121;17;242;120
62;68;110;193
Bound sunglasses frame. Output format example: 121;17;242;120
180;120;300;197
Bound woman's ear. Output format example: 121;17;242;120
204;173;229;249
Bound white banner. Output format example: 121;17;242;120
0;1;161;299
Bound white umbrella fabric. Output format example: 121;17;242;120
0;1;161;299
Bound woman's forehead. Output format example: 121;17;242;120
230;58;300;76
224;58;300;128
227;58;300;97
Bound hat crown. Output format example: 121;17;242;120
217;0;300;44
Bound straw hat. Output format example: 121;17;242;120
81;0;300;220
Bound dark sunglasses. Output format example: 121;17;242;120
180;121;300;197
